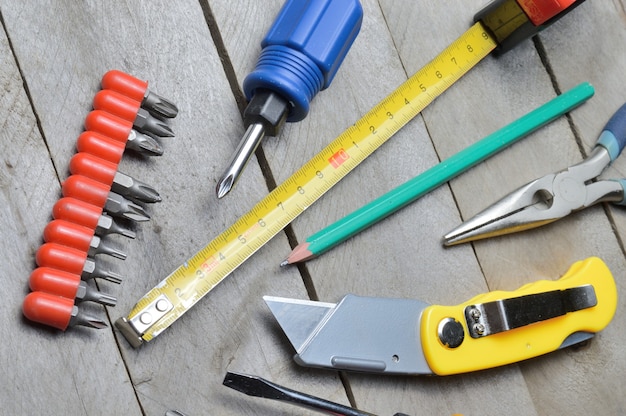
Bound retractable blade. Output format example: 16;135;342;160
265;257;616;376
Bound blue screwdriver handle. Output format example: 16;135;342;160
596;102;626;205
243;0;363;122
598;102;626;162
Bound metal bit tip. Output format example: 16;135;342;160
135;109;175;138
126;130;164;156
94;293;117;307
144;91;179;118
216;174;235;199
74;313;108;329
100;271;123;284
122;205;151;222
100;214;136;239
106;193;151;222
84;318;108;329
216;123;266;198
100;245;127;260
112;173;162;204
133;184;162;203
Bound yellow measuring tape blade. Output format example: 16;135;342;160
119;22;497;345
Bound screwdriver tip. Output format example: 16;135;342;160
223;372;264;396
216;174;235;199
86;319;108;329
136;184;162;203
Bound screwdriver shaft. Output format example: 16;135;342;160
216;123;265;199
223;372;375;416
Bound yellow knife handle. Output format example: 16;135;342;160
420;257;617;376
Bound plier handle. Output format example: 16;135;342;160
444;102;626;246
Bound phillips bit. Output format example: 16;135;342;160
102;69;178;119
94;89;175;138
62;175;151;222
43;219;127;260
53;197;136;239
85;110;164;157
216;0;363;198
29;267;117;306
36;243;123;284
23;291;107;330
106;192;151;222
70;152;162;203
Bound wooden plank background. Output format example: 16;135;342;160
1;0;625;415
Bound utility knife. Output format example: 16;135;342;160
264;257;616;375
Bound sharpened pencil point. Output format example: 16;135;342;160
282;242;314;265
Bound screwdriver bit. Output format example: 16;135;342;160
36;243;123;284
94;89;175;138
81;257;123;283
111;172;161;204
133;108;175;138
62;175;151;222
44;219;127;260
105;192;151;222
53;197;136;239
70;152;161;203
102;69;179;119
29;267;117;307
85;110;164;157
23;291;107;331
126;129;164;156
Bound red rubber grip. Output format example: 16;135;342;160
93;89;141;123
43;219;95;253
76;131;125;164
23;291;73;330
62;174;111;207
29;267;81;299
85;110;133;143
36;242;87;275
69;152;117;186
101;70;147;102
517;0;576;25
53;197;104;229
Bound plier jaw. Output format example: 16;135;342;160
443;146;624;246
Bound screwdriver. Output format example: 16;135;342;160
85;110;164;157
43;219;127;259
101;69;178;119
29;267;117;306
36;242;123;284
53;197;136;239
223;372;410;416
69;152;161;203
23;291;107;330
216;0;363;198
93;89;175;138
62;175;151;222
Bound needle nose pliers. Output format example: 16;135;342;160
444;102;626;246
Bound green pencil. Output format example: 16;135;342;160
281;82;595;265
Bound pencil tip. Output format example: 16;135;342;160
283;242;314;265
279;259;289;267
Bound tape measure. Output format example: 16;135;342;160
116;22;498;347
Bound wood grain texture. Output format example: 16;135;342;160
1;0;625;415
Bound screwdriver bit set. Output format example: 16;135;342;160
22;70;178;331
